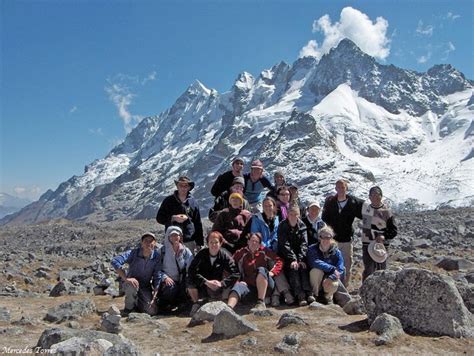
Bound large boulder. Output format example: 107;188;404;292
36;328;123;349
44;299;96;323
211;309;258;338
360;268;473;338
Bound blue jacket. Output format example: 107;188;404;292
307;242;345;280
111;247;161;289
243;173;274;204
250;212;279;252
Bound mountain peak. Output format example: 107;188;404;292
233;72;255;91
186;79;211;96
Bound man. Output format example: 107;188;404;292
156;176;204;253
208;176;250;223
211;157;244;197
360;186;397;281
302;201;326;246
243;159;274;213
111;232;161;316
267;170;286;200
322;179;363;287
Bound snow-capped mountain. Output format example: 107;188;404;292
3;39;473;224
0;193;31;219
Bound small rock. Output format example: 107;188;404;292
0;307;11;321
49;280;73;297
44;299;96;323
103;340;140;356
211;309;258;339
274;332;304;354
253;309;274;317
107;304;121;316
370;313;405;345
241;337;258;347
343;297;366;315
100;312;122;334
50;336;113;354
276;313;308;329
189;301;233;326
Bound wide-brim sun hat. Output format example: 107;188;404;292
174;176;195;191
368;241;388;263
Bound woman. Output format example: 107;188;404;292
250;197;294;306
307;226;350;306
276;186;291;221
229;232;283;311
212;192;252;254
156;226;193;312
278;204;313;306
186;231;240;316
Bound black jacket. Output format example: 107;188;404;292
186;248;239;289
277;219;308;264
156;191;204;246
211;170;236;197
322;194;363;243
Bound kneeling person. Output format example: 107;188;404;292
112;233;161;315
230;232;283;311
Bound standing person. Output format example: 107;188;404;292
230;232;283;311
307;226;351;306
302;201;326;246
322;179;363;287
250;196;294;306
267;170;286;200
276;186;291;221
243;159;275;213
361;186;397;281
111;233;161;316
211;192;252;254
278;205;313;306
211;157;244;197
208;176;250;223
156;176;204;253
186;231;240;316
156;226;194;312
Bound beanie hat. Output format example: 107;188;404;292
369;186;383;196
229;192;244;204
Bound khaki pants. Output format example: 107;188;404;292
337;241;353;287
309;269;338;299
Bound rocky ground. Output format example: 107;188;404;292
0;208;473;354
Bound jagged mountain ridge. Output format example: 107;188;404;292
3;39;473;224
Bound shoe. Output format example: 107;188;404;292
190;303;201;317
264;297;271;305
324;294;334;305
307;295;316;304
120;308;133;317
298;299;308;307
283;291;295;305
271;295;280;307
250;300;266;313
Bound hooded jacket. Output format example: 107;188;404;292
250;212;280;252
277;219;308;264
307;241;345;280
321;194;363;243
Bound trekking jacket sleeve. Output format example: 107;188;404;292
111;249;133;271
156;196;173;225
384;216;398;240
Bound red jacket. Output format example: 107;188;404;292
233;246;283;287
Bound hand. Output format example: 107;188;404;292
125;278;139;289
205;280;222;291
290;261;299;270
269;271;275;278
375;235;385;243
334;270;341;279
298;261;307;269
173;214;188;223
164;277;175;287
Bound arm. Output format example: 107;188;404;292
297;224;308;263
191;200;204;246
187;250;207;288
307;247;336;273
384;216;397;240
266;249;283;277
211;173;225;197
156;197;172;225
321;197;332;225
222;252;240;288
277;223;297;262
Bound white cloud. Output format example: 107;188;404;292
69;106;77;114
13;185;42;200
442;41;456;60
89;127;104;136
299;7;390;61
447;12;460;21
416;20;434;36
417;52;432;64
105;71;157;133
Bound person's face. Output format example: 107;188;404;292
319;233;332;250
177;182;191;195
168;232;181;245
208;236;222;256
288;210;299;225
369;191;382;207
275;175;285;186
308;206;320;219
229;196;242;209
230;183;244;194
289;187;298;199
278;189;290;204
232;161;244;173
141;236;156;253
250;167;263;180
262;200;275;217
335;182;347;195
247;235;261;252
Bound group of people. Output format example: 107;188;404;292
112;157;397;316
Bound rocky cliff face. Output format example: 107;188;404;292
3;39;473;224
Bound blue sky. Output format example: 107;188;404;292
1;0;473;201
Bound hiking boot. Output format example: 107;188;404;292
250;300;266;313
190;303;201;317
283;291;295;305
120;308;133;317
298;299;308;307
271;294;280;307
325;297;334;305
307;295;316;304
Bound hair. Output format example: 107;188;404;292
262;196;277;207
288;203;300;216
318;226;335;240
335;178;349;189
277;186;290;196
207;231;224;244
247;232;263;244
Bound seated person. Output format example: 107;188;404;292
278;204;313;306
186;231;240;316
276;186;291;221
307;226;351;307
156;226;194;312
229;232;283;311
111;232;161;316
302;201;326;246
211;192;252;254
208;176;250;223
